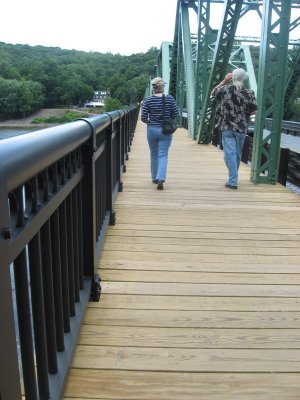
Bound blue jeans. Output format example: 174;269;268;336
147;125;173;181
222;130;246;186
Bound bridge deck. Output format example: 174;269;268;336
64;121;300;399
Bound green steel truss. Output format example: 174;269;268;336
250;0;292;184
145;42;173;98
194;1;212;139
153;42;173;95
180;2;197;137
164;0;300;185
196;0;244;143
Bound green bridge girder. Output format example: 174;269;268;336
196;0;244;144
250;0;293;184
157;0;300;186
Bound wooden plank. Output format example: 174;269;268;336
98;259;300;273
107;224;300;234
89;294;300;311
107;229;300;243
100;281;300;297
84;308;300;328
63;120;300;399
113;215;300;228
64;370;300;400
113;192;299;201
79;325;300;349
105;235;300;248
72;345;300;372
99;269;300;284
100;250;300;264
113;204;300;212
102;244;300;255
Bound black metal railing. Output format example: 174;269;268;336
0;106;139;399
241;135;300;189
267;118;300;137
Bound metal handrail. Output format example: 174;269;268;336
0;106;139;399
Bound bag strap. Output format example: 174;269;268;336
162;94;166;118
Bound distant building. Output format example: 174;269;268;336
84;90;110;109
84;101;104;109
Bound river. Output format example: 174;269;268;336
0;127;39;139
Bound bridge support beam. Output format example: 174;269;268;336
180;2;196;138
251;0;292;184
194;0;211;140
197;0;243;144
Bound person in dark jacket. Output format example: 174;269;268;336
211;68;257;189
141;77;179;190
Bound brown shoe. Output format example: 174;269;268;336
225;183;237;189
157;180;164;190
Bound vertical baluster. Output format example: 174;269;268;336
77;182;84;289
66;193;75;316
14;250;38;400
29;176;51;396
14;186;38;399
28;233;50;398
72;188;80;302
0;182;21;398
40;220;58;373
59;201;71;332
50;210;65;351
102;154;106;224
96;157;100;236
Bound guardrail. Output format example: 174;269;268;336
270;119;300;137
0;106;139;399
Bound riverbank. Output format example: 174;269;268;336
0;108;92;128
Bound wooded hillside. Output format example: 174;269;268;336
0;42;158;120
1;42;299;121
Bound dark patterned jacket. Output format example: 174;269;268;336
212;85;257;133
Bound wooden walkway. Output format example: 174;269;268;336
64;121;300;399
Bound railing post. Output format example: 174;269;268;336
120;111;127;172
278;147;290;186
116;113;124;192
0;179;22;399
211;128;220;147
80;126;100;300
241;135;251;164
124;110;130;160
105;116;116;226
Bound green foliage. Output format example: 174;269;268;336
0;42;159;119
31;110;90;124
249;45;300;121
104;97;123;112
0;77;44;120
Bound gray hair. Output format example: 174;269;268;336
232;68;248;90
151;77;164;94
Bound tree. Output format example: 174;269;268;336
104;97;123;112
0;42;159;112
0;77;44;120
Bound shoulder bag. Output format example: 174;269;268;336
162;94;177;135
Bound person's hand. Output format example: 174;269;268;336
223;73;232;84
211;72;232;96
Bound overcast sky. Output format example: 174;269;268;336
0;0;178;55
0;1;299;55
